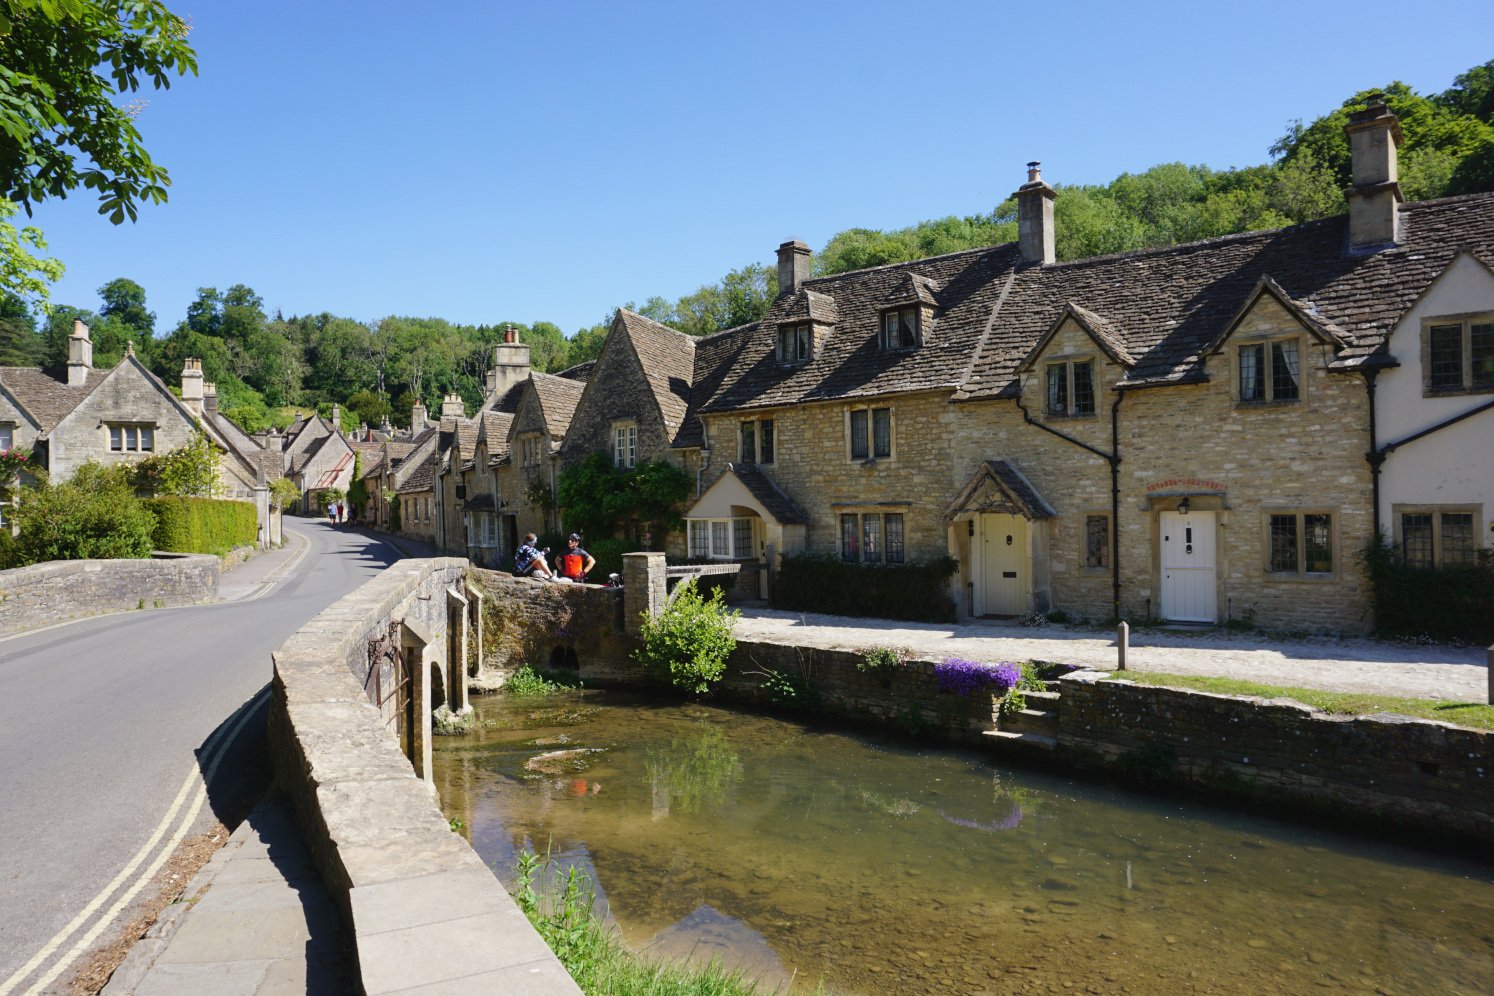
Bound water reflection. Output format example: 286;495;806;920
433;690;1494;995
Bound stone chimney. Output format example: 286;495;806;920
203;381;218;415
1012;161;1057;266
487;326;531;400
180;358;204;415
411;401;428;432
67;320;94;387
380;414;392;434
441;393;465;419
331;403;342;432
1344;95;1403;251
776;240;811;298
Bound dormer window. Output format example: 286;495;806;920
881;307;918;350
778;323;812;365
1045;360;1095;417
1239;338;1300;403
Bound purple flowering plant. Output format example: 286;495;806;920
934;657;1022;697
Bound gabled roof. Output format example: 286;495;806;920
476;411;514;457
774;288;840;326
945;460;1056;521
730;463;809;525
1017;302;1136;373
0;366;109;433
530;372;586;442
313;450;354;489
614;310;696;441
1201;274;1348;358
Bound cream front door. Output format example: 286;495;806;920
979;513;1028;616
1159;510;1217;623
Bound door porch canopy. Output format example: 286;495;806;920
945;460;1056;522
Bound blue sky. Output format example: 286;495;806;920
27;0;1492;337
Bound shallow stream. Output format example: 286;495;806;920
432;690;1492;994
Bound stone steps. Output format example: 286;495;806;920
985;688;1061;750
983;729;1058;750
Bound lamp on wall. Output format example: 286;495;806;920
1178;497;1191;515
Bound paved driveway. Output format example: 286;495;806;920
733;608;1489;701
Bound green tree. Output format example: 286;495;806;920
0;290;43;365
633;578;739;694
131;426;222;497
345;388;391;429
1436;59;1494;123
5;461;157;566
0;0;197;219
98;277;154;338
0;201;64;304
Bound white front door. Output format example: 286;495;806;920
979;513;1028;616
1159;510;1217;623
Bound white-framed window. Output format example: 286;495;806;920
838;511;905;564
687;516;758;560
1238;338;1301;403
1424;314;1494;395
1084;514;1111;569
107;422;155;452
739;418;774;464
881;307;918;351
1266;510;1334;576
613;422;637;468
1394;504;1481;568
777;323;812;365
1045;360;1096;416
464;513;475;547
480;514;496;546
848;406;891;461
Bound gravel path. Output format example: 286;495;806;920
733;607;1489;702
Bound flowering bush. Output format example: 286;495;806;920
934;658;1021;697
0;447;33;481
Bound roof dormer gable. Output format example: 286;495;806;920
1017;302;1135;374
875;274;941;353
774;290;837;367
1204;275;1346;358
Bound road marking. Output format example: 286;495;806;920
0;688;266;996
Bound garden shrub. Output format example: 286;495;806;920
143;496;257;555
1363;536;1494;644
4;462;157;566
634;578;739;694
934;658;1022;696
772;555;958;622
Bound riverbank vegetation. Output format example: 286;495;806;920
1109;671;1494;731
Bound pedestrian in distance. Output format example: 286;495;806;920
557;533;595;583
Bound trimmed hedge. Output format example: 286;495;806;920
144;497;257;555
772;555;959;622
1364;538;1494;645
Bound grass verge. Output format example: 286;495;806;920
1109;671;1494;730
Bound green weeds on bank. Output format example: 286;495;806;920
1110;671;1494;730
505;665;577;697
515;850;773;995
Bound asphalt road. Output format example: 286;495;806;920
0;521;404;992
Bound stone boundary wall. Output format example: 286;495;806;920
1056;672;1494;844
0;553;218;638
269;557;580;995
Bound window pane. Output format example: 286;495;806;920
711;520;728;558
733;517;753;558
1;424;12;449
1440;513;1475;567
885;514;904;563
1269;515;1298;572
796;325;810;360
1471;322;1494;389
862;513;881;562
110;426;122;450
882;313;896;350
840;513;859;562
689;520;708;558
1239;344;1265;401
895;308;916;348
850;410;868;459
1401;513;1433;569
759;420;774;463
125;426;137;450
779;328;792;362
1086;515;1109;568
1073;362;1095;415
1303;513;1332;573
1272;340;1300;401
1046;364;1067;413
140;427;154;451
1429;324;1463;390
872;408;891;458
740;423;755;463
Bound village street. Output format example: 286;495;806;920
0;521;400;993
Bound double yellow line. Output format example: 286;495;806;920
0;687;267;996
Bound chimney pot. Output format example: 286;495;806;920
1027;161;1041;183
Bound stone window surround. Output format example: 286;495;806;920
1261;506;1338;581
106;420;156;453
1420;311;1494;397
612;421;637;469
845;403;894;463
1391;502;1484;568
879;305;920;352
836;507;906;564
1083;512;1111;571
1232;332;1304;407
738;417;774;465
1043;354;1098;419
777;322;813;366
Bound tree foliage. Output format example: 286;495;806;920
633;578;739;694
3;461;157;566
130;426;222;497
555;451;692;538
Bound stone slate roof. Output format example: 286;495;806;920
530;373;585;443
399;454;435;494
960;192;1494;398
616;310;696;442
0;367;108;432
691;243;1019;416
478;411;513;457
464;493;497;512
729;463;809;525
944;460;1057;521
555;360;594;381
